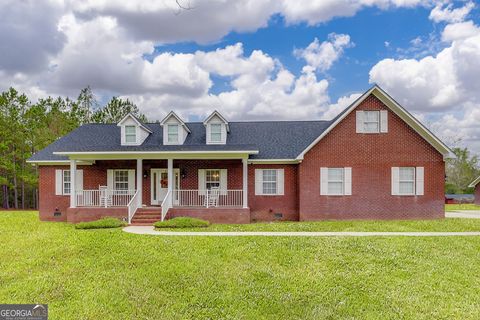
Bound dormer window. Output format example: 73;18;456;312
203;110;229;145
210;124;222;143
167;124;179;143
125;125;136;143
160;111;190;145
117;113;152;146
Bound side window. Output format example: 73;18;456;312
356;110;388;133
167;124;179;143
210;124;222;143
125;125;136;143
63;170;71;195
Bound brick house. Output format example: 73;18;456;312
468;176;480;205
28;85;454;224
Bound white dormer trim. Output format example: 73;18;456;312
204;110;229;145
117;113;151;146
160;111;190;145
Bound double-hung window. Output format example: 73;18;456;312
262;170;278;195
255;169;284;195
63;170;71;195
125;125;136;143
320;167;352;196
363;111;380;133
210;124;222;143
167;124;179;143
205;169;221;190
327;168;344;195
392;167;424;196
114;170;129;191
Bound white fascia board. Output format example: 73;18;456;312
203;110;230;132
296;85;455;160
248;159;300;164
468;176;480;188
26;160;94;165
52;150;259;160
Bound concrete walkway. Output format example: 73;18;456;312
446;210;480;219
123;226;480;237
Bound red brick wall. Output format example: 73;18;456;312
38;166;70;221
475;185;480;205
168;207;250;224
248;164;299;221
299;94;445;220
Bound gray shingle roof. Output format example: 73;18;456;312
29;120;333;161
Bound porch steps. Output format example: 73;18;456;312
130;207;162;225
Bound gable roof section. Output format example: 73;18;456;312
468;176;480;188
296;85;455;160
160;111;191;133
203;110;230;132
117;113;152;133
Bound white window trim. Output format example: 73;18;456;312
327;168;344;196
363;110;380;133
398;167;416;196
210;123;222;143
113;169;129;191
124;125;137;144
167;124;179;144
255;169;284;196
262;169;278;195
62;170;71;195
205;169;221;190
320;167;352;196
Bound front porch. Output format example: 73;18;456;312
67;158;250;224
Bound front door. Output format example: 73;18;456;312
151;168;180;205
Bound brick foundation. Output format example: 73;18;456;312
66;207;127;223
475;185;480;205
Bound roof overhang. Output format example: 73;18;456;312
468;176;480;188
26;160;95;166
203;110;230;132
296;85;456;161
248;159;300;164
52;150;258;160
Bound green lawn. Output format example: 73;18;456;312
445;204;480;211
158;217;480;232
2;211;480;319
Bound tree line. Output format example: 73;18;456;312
0;87;147;209
1;86;479;209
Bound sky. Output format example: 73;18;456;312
1;0;479;153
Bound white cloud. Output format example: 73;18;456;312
429;1;475;23
294;34;353;72
370;18;480;153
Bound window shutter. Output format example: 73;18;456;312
198;169;206;195
356;111;364;133
255;169;263;195
128;170;135;191
277;169;284;195
380;110;388;133
391;167;399;195
76;169;83;191
416;167;424;196
320;167;328;195
344;167;352;195
107;170;114;190
55;169;63;195
220;169;228;196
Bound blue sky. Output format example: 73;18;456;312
0;0;479;153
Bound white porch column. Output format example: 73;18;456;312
242;158;248;208
70;159;77;208
167;158;173;193
136;159;143;207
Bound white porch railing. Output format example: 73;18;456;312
173;189;243;208
127;190;141;224
161;190;172;221
76;189;136;207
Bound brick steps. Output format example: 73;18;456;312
130;207;162;225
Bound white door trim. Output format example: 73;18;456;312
151;168;180;205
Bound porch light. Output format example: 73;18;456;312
181;169;186;179
144;170;149;178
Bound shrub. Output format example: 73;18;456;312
75;217;127;229
154;217;210;229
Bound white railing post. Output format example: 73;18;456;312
136;159;142;208
70;160;77;208
242;158;248;208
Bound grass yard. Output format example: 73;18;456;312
445;204;480;212
2;211;480;319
